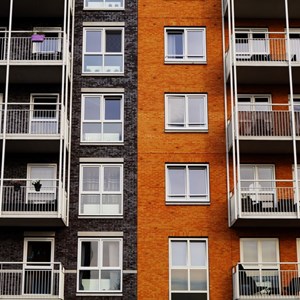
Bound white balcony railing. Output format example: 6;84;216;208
230;104;300;138
0;31;64;62
0;262;64;299
0;103;62;136
233;180;299;217
1;179;60;214
233;263;300;299
231;32;300;64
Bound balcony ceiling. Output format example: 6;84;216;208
0;0;65;18
232;0;300;19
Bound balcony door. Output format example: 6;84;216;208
240;164;276;208
0;27;7;60
288;29;300;62
27;164;57;203
240;238;280;293
23;238;54;295
292;96;300;136
235;28;269;60
238;95;271;136
30;94;59;134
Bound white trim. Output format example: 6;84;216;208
165;94;208;131
83;0;125;10
77;238;123;293
83;22;125;27
78;231;123;237
169;238;209;300
81;88;125;93
165;164;210;204
164;27;207;63
79;157;124;163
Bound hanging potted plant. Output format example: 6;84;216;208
32;180;42;192
12;180;22;192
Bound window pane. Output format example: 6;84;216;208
80;195;101;214
240;166;255;189
105;98;121;120
190;269;207;290
168;96;185;126
79;270;99;291
172;293;207;300
81;241;98;267
171;270;188;290
261;240;277;263
168;167;186;195
84;55;103;72
27;241;52;263
190;241;206;266
106;30;122;52
103;241;120;267
242;240;258;263
104;55;123;72
82;167;100;191
101;270;121;290
85;0;104;8
188;96;205;125
258;166;273;188
187;30;203;57
103;167;120;191
82;123;102;141
102;195;122;214
189;167;207;195
172;241;187;266
168;32;183;58
86;31;101;52
84;97;101;120
103;123;122;141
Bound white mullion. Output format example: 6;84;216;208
99;166;103;214
185;95;189;128
185;165;189;201
187;240;191;291
102;29;105;69
99;239;103;288
184;29;188;60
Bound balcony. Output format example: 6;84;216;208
0;262;64;299
227;104;300;153
233;263;300;299
229;180;300;227
0;179;67;226
225;32;300;84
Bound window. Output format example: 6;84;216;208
166;164;209;204
32;27;62;54
165;27;206;63
165;94;208;131
169;238;209;300
81;94;123;142
83;28;124;74
84;0;124;9
79;164;123;216
78;238;122;293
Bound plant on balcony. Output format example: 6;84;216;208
32;180;42;192
12;180;22;192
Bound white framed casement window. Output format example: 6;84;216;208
166;164;209;204
84;0;124;10
81;94;123;143
79;164;123;216
77;238;122;293
23;237;55;295
169;238;209;300
30;94;59;135
237;95;271;112
83;27;124;74
165;27;206;63
165;94;208;131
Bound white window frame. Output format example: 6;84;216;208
84;0;125;10
81;94;124;143
32;27;62;54
77;238;123;293
235;28;269;59
30;93;60;135
169;238;209;300
165;164;210;204
79;164;123;217
164;27;206;64
237;94;271;111
165;94;208;132
82;27;124;74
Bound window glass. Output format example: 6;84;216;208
86;31;102;52
187;31;203;57
190;241;206;267
81;241;98;267
168;96;185;125
168;167;186;195
84;97;101;120
106;30;122;52
172;241;187;266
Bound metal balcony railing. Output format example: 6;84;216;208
233;263;300;299
0;103;62;135
0;31;64;62
230;104;300;138
0;262;64;299
231;32;300;64
1;179;60;214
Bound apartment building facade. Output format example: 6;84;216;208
0;0;137;299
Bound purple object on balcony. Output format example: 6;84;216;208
31;34;45;42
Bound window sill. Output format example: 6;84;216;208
165;128;208;133
164;60;207;65
166;202;210;206
78;215;123;219
82;73;125;77
80;142;124;146
76;293;123;297
83;8;125;11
